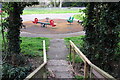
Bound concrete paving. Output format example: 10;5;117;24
21;13;79;22
47;39;68;60
20;31;85;39
47;39;73;78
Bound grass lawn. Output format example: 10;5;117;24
0;34;49;57
23;8;80;15
64;35;84;63
73;13;85;21
64;35;84;49
20;37;49;57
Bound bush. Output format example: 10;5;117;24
83;3;120;78
62;2;88;7
2;63;32;80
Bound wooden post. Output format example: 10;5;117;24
84;62;89;79
73;49;75;67
43;66;46;78
69;44;72;61
43;40;47;78
43;40;47;63
90;66;92;80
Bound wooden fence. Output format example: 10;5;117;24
69;40;116;80
24;40;47;80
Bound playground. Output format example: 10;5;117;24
21;18;83;34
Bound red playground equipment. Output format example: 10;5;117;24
50;20;56;27
32;18;56;27
32;18;38;24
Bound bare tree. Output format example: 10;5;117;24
53;0;56;7
59;0;63;8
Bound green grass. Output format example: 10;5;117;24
67;53;83;63
65;35;85;63
74;75;84;80
0;33;50;57
73;13;85;20
20;37;49;57
2;8;81;16
23;8;80;15
64;35;84;49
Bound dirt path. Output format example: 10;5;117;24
47;39;73;78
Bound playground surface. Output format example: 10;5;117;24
20;13;85;38
21;19;83;34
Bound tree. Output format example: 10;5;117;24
62;2;88;7
83;2;120;78
2;2;39;66
59;0;63;8
50;0;57;7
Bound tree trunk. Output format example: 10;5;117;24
7;2;22;66
53;0;56;7
59;0;63;8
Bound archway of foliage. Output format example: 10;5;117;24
83;2;120;78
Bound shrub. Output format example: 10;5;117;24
2;63;32;80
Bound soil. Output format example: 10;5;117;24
21;19;84;34
73;62;84;76
27;56;43;70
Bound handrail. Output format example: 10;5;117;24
90;63;114;79
24;40;47;80
70;40;92;64
69;40;116;80
43;40;47;63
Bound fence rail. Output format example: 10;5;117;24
24;40;47;80
69;40;116;80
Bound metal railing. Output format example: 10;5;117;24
24;40;47;80
69;40;116;80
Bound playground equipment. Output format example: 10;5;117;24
67;17;74;24
0;10;2;13
0;10;3;15
77;20;83;25
32;18;56;27
45;17;49;22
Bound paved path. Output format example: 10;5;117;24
20;31;85;39
21;13;79;22
47;39;73;78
